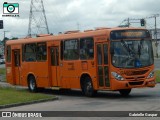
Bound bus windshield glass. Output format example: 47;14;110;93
111;31;154;68
111;40;154;68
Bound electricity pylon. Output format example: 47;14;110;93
28;0;49;37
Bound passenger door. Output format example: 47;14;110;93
50;47;60;86
13;49;21;85
96;43;110;88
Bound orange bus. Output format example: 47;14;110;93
5;27;156;96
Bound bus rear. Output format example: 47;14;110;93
109;29;156;96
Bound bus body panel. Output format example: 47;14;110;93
61;61;81;89
6;63;14;84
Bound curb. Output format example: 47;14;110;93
0;96;58;109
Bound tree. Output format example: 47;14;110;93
11;37;18;40
2;37;9;47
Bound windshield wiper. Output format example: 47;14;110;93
120;39;135;55
120;39;142;68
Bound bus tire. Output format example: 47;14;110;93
83;77;95;97
28;75;37;92
119;89;131;97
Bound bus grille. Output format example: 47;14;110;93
126;76;145;81
129;81;144;86
125;70;148;76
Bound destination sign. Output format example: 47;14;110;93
110;30;150;40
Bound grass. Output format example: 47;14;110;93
155;70;160;83
0;68;6;81
0;68;6;75
0;87;56;106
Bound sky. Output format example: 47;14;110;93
0;0;160;40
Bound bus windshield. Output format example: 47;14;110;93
111;39;154;68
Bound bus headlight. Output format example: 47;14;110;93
147;71;154;79
111;72;124;81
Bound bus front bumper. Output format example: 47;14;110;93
111;77;156;90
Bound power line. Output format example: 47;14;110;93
28;0;49;37
119;14;160;28
119;18;143;27
145;14;159;19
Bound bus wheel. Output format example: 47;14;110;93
83;77;95;97
28;76;37;92
119;89;131;97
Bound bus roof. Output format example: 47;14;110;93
6;27;147;45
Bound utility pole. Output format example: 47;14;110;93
3;30;9;49
28;0;49;37
155;15;158;58
4;31;9;40
127;18;130;27
146;14;160;58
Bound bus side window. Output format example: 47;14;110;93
37;42;47;61
6;45;11;62
64;39;79;60
80;37;94;60
24;43;36;62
